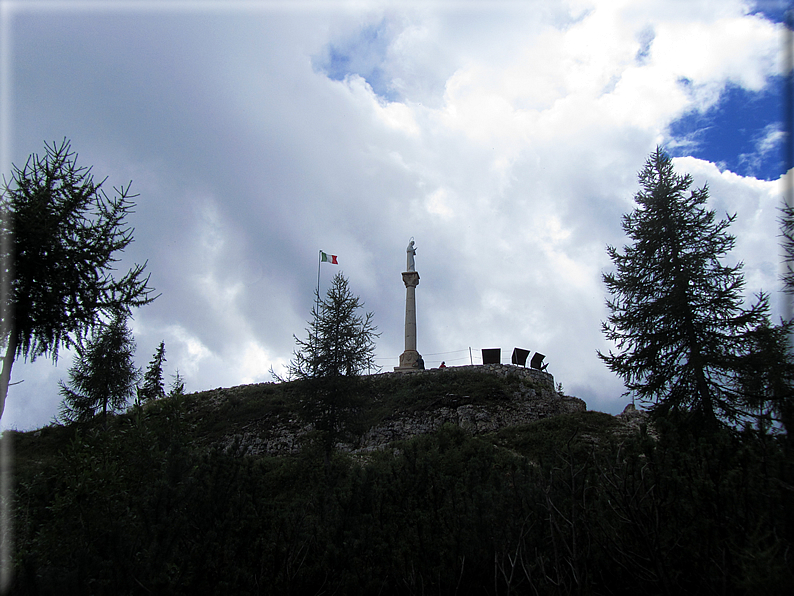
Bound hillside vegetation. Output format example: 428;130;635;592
9;367;794;595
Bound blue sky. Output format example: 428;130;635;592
751;1;790;23
669;79;784;180
317;20;401;102
0;0;788;431
321;5;790;182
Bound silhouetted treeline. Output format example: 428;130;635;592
10;399;794;595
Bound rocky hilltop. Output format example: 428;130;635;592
201;364;587;456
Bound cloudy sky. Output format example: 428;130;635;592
0;0;789;431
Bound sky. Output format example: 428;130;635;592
0;0;790;431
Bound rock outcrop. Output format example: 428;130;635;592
218;364;586;457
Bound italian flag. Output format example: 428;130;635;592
320;251;338;264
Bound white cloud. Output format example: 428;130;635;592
651;14;781;94
2;0;785;430
736;122;786;177
341;74;421;135
756;123;786;155
673;155;783;299
164;324;213;380
425;187;454;218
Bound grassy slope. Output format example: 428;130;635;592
10;368;614;476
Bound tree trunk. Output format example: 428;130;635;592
0;330;18;421
683;312;717;427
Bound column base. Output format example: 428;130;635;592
394;350;424;372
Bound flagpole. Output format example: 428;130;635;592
313;251;322;369
315;251;323;301
316;250;322;329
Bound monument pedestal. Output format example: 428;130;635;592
395;270;422;372
396;349;422;371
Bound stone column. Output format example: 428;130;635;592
395;271;422;371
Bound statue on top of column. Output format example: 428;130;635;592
406;238;417;272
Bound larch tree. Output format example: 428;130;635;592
599;147;770;427
0;139;157;420
290;272;379;380
288;272;379;458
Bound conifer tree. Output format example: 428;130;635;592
289;272;379;457
600;147;769;426
139;340;167;402
289;272;379;380
0;139;156;420
58;309;139;423
169;369;185;397
737;319;794;436
781;201;794;294
766;199;794;435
